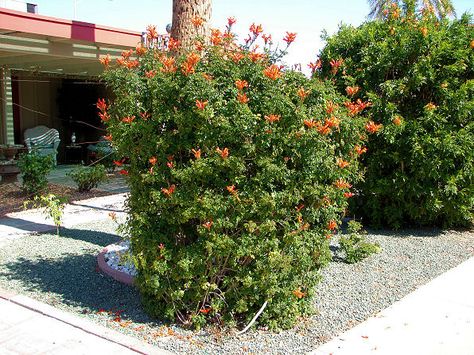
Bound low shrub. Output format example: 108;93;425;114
25;194;67;236
68;164;108;192
317;3;474;228
17;152;54;196
100;22;367;329
339;220;380;264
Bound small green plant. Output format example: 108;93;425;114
339;220;380;264
25;194;67;236
17;153;54;196
68;164;108;192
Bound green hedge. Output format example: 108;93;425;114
318;4;474;228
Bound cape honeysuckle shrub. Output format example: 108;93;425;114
316;1;474;228
99;19;368;330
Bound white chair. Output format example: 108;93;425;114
24;125;61;165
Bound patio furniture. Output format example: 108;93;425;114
87;137;113;164
24;125;61;165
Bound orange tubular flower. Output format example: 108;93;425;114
202;220;213;230
283;32;297;45
140;111;150;120
326;100;338;115
365;120;383;134
167;37;180;51
297;87;309;100
167;161;174;169
334;179;352;189
195;100;208;110
104;134;112;141
235;79;248;91
262;34;272;45
199;307;212;314
355;145;368;155
393;116;402;126
249;23;263;36
337;158;350;168
292;288;306;299
237;93;249;104
229;51;245;63
113;160;123;167
328;220;338;230
308;59;322;73
228;17;236;26
119;169;129;176
295;204;305;212
99;112;110;122
330;58;344;74
248;51;265;63
121;49;133;59
191;148;201;159
202;73;213;81
186;52;201;67
345;86;360;96
126;60;139;69
145;70;157;78
99;55;111;67
425;102;437;111
181;62;195;76
210;29;223;45
216;147;229;159
263;64;282;80
122;115;135;124
160;56;177;73
191;16;204;27
344;192;355;198
96;98;107;113
135;45;146;56
161;184;176;197
316;122;331;135
149;156;157;165
325;116;340;129
265;114;281;123
226;185;237;195
303;119;318;129
146;25;158;40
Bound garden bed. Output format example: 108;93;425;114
0;183;114;217
0;219;472;354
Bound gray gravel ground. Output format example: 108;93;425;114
0;220;473;354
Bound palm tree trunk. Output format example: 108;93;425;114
171;0;212;52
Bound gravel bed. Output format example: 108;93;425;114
0;220;472;354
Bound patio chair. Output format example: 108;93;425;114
24;125;61;165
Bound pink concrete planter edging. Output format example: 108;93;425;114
97;246;135;286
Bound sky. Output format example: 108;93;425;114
31;0;473;70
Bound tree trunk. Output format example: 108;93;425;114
171;0;212;52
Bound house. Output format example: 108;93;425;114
0;4;144;162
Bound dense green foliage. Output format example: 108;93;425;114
68;164;108;192
318;4;474;228
339;220;380;263
101;24;368;329
17;153;53;195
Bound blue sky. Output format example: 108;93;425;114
33;0;473;69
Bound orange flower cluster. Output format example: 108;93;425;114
297;87;309;100
104;134;112;141
145;70;157;78
292;288;306;299
355;145;368;155
249;23;263;36
140;111;150;120
146;25;158;40
345;99;372;116
263;64;282;80
265;114;281;123
303;119;318;129
191;148;201;159
196;100;208;110
248;51;265;63
149;156;157;165
425;102;437;111
99;55;111;67
337;158;349;168
201;73;213;81
227;17;236;26
160;56;177;73
216;147;229;159
326;101;338;115
135;45;146;56
202;220;213;230
330;58;344;74
161;184;176;197
235;79;248;91
365;120;383;134
226;185;237;195
237;92;249;104
119;169;129;175
283;32;297;44
325;116;340;129
345;86;360;96
126;60;139;69
167;37;180;51
392;116;402;126
229;51;245;63
344;192;354;198
122;115;135;124
308;59;322;73
96;98;107;114
334;179;352;189
211;29;223;45
182;52;201;76
327;220;338;230
262;34;272;45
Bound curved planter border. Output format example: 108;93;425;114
97;246;135;286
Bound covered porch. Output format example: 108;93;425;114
0;7;142;163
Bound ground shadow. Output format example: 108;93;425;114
0;252;162;326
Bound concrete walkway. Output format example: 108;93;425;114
0;289;169;354
311;256;474;355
